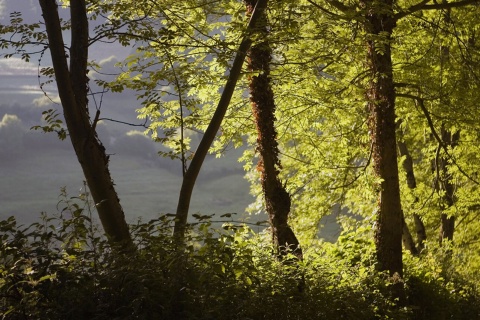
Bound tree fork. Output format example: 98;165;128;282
39;0;132;247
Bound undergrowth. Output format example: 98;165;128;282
1;190;479;319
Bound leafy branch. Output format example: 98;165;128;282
397;92;479;185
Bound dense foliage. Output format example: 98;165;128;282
1;193;479;319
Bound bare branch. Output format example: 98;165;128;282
98;117;149;128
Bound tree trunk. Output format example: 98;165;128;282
402;222;418;255
245;0;302;259
361;0;404;295
173;0;268;242
39;0;132;246
438;127;459;243
397;122;425;254
414;214;427;251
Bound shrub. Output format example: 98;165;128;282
1;192;479;319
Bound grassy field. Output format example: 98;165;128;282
1;142;341;242
0;145;253;223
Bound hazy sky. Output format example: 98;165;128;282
0;1;254;226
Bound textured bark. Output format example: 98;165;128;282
39;0;132;246
362;0;404;286
173;0;268;241
438;127;459;243
245;0;302;259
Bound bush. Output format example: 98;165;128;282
1;192;479;319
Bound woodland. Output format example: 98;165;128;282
1;0;480;319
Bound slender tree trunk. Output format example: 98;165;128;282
245;0;302;259
39;0;132;246
402;223;417;255
438;127;459;243
397;138;418;255
361;0;404;299
397;122;426;254
173;0;268;242
170;3;269;314
414;214;427;251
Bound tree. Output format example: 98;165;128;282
173;0;269;241
397;121;426;253
393;3;480;255
299;0;480;290
3;0;480;287
360;0;405;295
437;127;460;243
38;0;132;246
244;0;302;258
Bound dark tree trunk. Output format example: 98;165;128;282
414;214;427;251
438;127;459;243
440;214;455;242
397;122;425;254
245;0;302;259
361;0;404;297
397;138;416;190
39;0;132;246
402;223;418;255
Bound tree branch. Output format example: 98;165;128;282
397;93;479;185
306;0;346;18
325;0;352;12
70;0;89;113
395;0;479;20
98;117;149;128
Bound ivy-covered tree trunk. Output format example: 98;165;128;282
245;0;302;259
362;0;404;286
39;0;132;246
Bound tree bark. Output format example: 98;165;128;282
245;0;302;259
361;0;404;293
173;0;268;242
39;0;132;246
